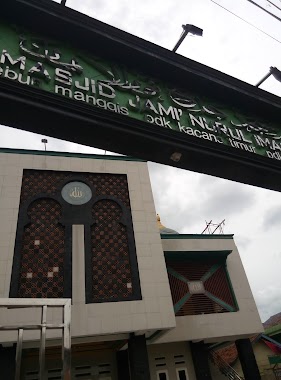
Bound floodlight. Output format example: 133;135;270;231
256;67;281;87
173;24;203;53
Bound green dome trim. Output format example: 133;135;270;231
160;227;179;235
156;214;179;235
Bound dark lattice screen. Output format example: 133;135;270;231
90;200;133;302
18;199;65;298
167;260;237;316
12;169;138;302
20;171;130;207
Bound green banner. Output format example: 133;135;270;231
0;22;281;161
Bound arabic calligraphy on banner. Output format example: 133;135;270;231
0;22;281;161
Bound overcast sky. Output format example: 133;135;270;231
1;0;281;322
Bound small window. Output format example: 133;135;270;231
176;368;189;380
157;370;169;380
155;356;167;367
174;354;185;365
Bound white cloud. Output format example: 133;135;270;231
262;205;281;230
256;286;281;322
4;0;281;322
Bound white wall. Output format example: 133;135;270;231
148;342;197;380
0;151;175;344
0;150;263;346
155;237;263;344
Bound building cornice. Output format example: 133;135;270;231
0;147;144;162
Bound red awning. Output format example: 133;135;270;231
263;340;281;354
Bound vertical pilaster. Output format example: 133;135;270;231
128;334;151;380
72;224;85;303
116;349;130;380
235;338;261;380
190;341;212;380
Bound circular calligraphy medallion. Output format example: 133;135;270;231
61;181;92;205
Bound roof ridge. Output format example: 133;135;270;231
0;147;145;162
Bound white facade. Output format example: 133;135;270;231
0;149;263;379
0;150;175;342
158;237;262;344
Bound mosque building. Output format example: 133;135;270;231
0;148;263;380
2;0;280;378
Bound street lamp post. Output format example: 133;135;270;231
256;67;281;87
172;24;203;53
41;139;48;151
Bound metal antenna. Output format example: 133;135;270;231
201;220;212;234
211;219;225;234
201;219;225;234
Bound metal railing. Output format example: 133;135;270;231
0;298;71;380
209;349;244;380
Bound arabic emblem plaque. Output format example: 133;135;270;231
61;182;92;205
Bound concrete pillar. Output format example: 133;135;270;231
235;338;261;380
190;341;212;380
116;349;130;380
128;334;151;380
0;345;16;379
72;224;85;303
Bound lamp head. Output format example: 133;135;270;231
270;67;281;83
182;24;203;37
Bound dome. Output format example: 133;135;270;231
156;214;179;235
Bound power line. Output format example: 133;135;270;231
245;0;281;23
210;0;281;45
266;0;281;12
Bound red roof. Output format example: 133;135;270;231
263;312;281;329
216;336;258;365
263;340;281;354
